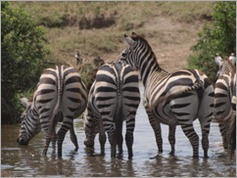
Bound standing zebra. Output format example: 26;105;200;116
214;55;236;151
121;32;214;158
84;61;141;159
17;65;88;157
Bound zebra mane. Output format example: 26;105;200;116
130;32;161;69
131;33;153;51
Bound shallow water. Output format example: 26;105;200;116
1;84;236;177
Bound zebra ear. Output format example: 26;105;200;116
214;55;223;67
132;32;137;37
124;36;135;47
19;97;30;108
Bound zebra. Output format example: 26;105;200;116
75;50;84;66
214;55;236;151
120;32;214;158
84;61;141;159
17;65;88;157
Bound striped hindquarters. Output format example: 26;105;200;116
94;62;140;130
85;61;140;158
34;65;87;131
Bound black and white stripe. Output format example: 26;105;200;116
17;65;88;157
214;55;236;153
84;61;140;159
121;32;214;158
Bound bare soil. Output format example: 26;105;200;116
103;16;204;73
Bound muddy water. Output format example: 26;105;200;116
1;84;236;177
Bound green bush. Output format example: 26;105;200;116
1;2;50;124
188;1;236;82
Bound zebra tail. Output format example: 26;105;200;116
114;98;123;148
49;66;63;138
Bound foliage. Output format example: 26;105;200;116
188;1;236;82
1;2;50;124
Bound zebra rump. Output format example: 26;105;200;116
84;61;140;159
17;65;88;157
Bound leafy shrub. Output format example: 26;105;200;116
1;2;50;124
188;1;236;82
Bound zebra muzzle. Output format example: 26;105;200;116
16;137;29;146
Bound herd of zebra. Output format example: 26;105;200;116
17;32;236;160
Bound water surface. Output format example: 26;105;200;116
1;84;236;177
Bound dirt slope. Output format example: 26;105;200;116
103;16;204;73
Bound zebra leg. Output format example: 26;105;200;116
198;115;212;158
57;126;69;157
180;123;199;158
69;124;79;151
168;125;176;156
98;122;106;155
201;128;210;158
146;110;163;155
51;131;57;155
219;122;228;150
117;129;123;159
109;132;116;158
105;122;116;158
43;133;52;156
125;116;135;160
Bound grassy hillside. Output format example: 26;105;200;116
10;1;215;68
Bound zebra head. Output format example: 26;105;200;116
17;104;41;146
229;53;236;66
215;54;236;78
121;32;147;70
122;32;158;71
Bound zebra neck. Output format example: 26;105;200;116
139;55;162;86
221;61;236;76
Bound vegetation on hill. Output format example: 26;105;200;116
10;1;215;65
2;1;223;124
188;1;236;82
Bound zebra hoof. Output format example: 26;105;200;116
169;151;175;156
149;154;161;159
192;155;199;159
128;156;133;160
203;154;209;159
117;154;123;159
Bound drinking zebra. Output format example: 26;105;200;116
17;65;88;157
120;32;214;158
84;61;141;159
214;55;236;152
